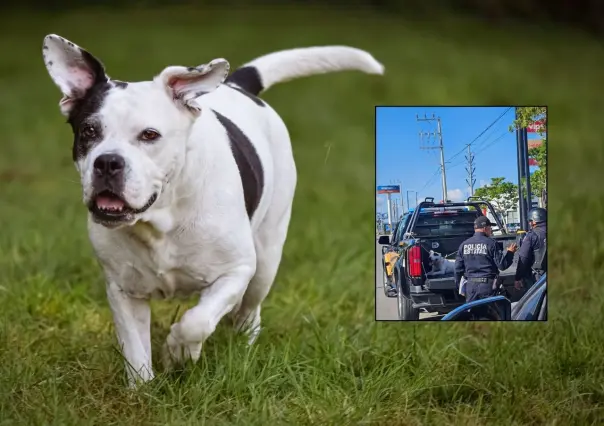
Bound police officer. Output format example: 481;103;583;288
514;207;547;291
455;216;518;302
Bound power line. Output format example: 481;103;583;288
447;129;510;171
418;166;442;195
471;121;509;152
445;107;513;164
416;108;513;202
473;131;510;157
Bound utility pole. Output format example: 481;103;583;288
465;144;476;196
522;127;532;211
515;109;527;230
417;113;448;202
390;179;404;215
386;194;392;232
406;190;418;209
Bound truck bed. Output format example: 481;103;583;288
421;235;520;297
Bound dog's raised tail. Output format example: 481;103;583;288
225;46;384;96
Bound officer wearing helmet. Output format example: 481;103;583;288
455;215;518;302
514;207;547;291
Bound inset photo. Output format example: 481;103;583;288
375;106;547;322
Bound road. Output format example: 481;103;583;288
375;238;441;321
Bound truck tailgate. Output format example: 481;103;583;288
425;276;457;291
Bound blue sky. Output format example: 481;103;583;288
376;106;539;215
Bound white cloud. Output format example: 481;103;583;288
478;179;489;188
447;188;465;202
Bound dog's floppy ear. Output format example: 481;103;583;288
157;59;230;115
42;34;108;116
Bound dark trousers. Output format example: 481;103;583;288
518;275;536;296
465;282;494;303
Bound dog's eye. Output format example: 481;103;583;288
139;129;161;142
81;125;96;139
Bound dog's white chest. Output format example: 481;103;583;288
110;224;211;299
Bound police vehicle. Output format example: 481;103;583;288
378;197;519;320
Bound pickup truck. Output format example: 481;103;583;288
378;197;520;320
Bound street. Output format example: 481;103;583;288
375;238;441;321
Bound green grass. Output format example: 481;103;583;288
0;5;602;425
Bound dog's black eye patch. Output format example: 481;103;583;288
67;80;113;161
81;124;98;140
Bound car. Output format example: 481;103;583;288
506;222;521;233
441;273;547;321
378;212;413;297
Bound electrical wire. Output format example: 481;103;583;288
445;107;513;164
417;166;442;198
447;129;510;171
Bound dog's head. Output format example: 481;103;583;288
42;34;230;228
428;250;443;267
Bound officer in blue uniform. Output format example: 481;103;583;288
455;216;518;302
514;207;547;291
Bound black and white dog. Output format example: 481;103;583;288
42;34;383;386
427;250;455;276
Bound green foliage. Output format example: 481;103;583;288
512;106;547;131
474;177;519;222
509;107;547;202
529;143;547;200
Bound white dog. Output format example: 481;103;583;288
427;250;455;276
42;34;384;386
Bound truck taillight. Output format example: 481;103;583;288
408;246;422;278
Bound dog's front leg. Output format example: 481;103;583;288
162;266;255;369
106;281;154;387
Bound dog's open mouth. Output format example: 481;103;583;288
89;190;158;223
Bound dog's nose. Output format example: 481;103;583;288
94;154;125;177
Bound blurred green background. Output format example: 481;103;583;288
0;3;603;426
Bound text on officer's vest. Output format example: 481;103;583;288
463;243;488;255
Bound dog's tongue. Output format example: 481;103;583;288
96;195;125;211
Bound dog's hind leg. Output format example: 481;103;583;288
230;114;296;344
231;205;293;345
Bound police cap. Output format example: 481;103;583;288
474;216;494;229
528;207;547;223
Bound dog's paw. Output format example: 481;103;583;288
125;365;155;388
162;325;203;370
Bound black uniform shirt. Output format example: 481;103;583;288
515;223;547;280
454;231;514;285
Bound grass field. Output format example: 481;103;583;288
0;5;603;425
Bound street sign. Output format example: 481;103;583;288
377;185;401;194
527;120;545;133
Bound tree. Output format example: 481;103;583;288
474;177;519;225
510;107;547;208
